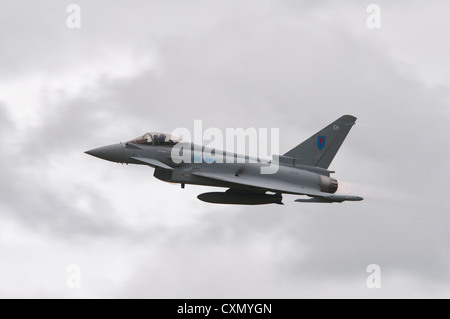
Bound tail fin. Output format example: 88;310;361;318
283;115;357;169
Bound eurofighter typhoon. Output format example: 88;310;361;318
85;115;363;205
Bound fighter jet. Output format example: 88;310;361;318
85;115;363;205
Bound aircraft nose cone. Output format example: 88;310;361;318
85;144;125;163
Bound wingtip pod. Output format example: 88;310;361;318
295;194;363;203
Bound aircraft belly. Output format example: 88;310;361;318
153;167;238;188
156;162;324;195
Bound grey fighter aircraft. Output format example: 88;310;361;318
85;115;363;205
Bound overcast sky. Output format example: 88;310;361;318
1;0;449;298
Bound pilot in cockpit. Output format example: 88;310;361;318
127;132;183;146
153;134;166;145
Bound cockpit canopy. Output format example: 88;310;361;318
127;132;184;146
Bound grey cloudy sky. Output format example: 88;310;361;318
0;0;449;298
